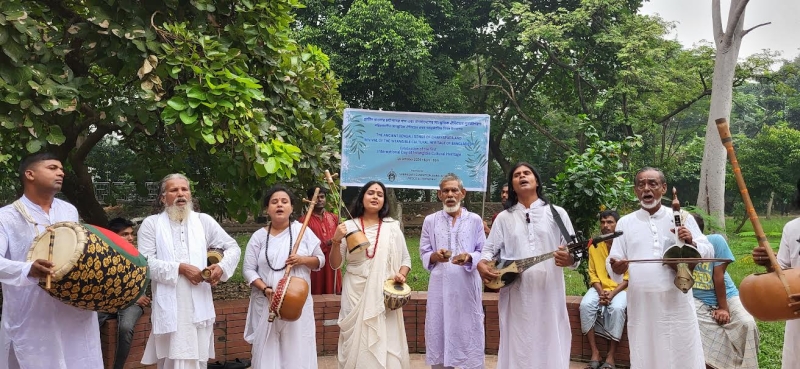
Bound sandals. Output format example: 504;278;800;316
585;360;601;369
599;363;617;369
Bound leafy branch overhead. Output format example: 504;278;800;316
0;0;344;224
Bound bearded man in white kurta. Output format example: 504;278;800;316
0;153;103;369
607;167;713;369
138;174;241;369
478;162;577;369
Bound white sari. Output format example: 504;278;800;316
336;217;412;369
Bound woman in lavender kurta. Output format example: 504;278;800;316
420;174;485;369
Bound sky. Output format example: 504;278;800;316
640;0;800;60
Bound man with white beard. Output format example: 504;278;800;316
137;174;241;369
419;173;486;369
606;167;712;369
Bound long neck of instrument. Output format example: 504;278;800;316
284;188;319;277
673;210;685;246
516;251;556;272
717;118;789;292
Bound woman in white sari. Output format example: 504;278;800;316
329;181;412;369
242;185;325;369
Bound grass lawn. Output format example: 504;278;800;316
227;216;795;368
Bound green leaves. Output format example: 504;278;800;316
551;124;641;239
25;139;42;153
166;97;188;111
0;0;343;224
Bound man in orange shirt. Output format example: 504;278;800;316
579;210;627;369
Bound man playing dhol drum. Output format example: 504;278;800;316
0;152;104;368
138;173;241;369
98;217;152;369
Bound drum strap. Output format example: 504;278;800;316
13;200;41;235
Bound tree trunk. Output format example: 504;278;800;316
766;191;774;219
696;0;747;233
387;188;403;229
61;165;108;226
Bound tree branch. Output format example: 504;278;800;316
490;136;511;174
73;125;112;162
486;67;572;152
575;72;589;115
656;89;712;125
723;0;750;48
700;71;708;91
741;22;771;38
712;0;724;45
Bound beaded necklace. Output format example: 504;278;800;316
360;217;382;259
264;223;293;271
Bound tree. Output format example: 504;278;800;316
696;0;768;230
470;0;725;185
0;0;343;224
728;125;800;215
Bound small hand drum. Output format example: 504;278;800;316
383;279;411;311
201;248;225;280
345;229;369;254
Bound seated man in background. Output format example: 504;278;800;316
579;210;627;369
98;217;151;369
691;213;758;369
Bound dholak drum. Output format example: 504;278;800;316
26;222;149;313
383;279;411;311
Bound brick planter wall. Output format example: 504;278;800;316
101;294;630;368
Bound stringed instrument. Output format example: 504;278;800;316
662;187;702;293
717;117;800;321
484;231;623;289
324;170;369;254
268;188;318;322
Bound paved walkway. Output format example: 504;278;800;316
317;354;589;368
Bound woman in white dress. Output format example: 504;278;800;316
329;181;412;369
242;185;325;369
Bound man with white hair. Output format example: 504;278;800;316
137;174;241;369
420;173;486;369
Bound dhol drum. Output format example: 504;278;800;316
26;222;149;313
383;279;411;311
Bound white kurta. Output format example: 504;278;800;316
606;206;713;369
480;199;575;369
242;222;324;369
138;212;240;367
0;196;103;369
776;217;800;369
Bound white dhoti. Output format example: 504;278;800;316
142;278;214;368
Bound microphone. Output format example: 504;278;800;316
590;231;623;248
525;213;530;223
